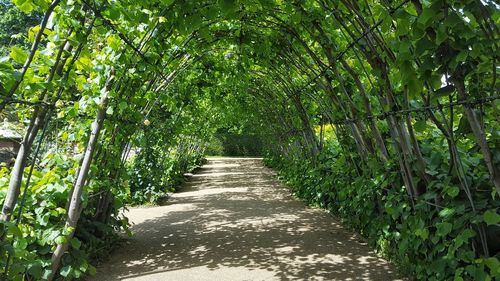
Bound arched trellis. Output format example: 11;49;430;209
0;0;498;279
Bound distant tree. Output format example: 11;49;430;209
0;1;41;56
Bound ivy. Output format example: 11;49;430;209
0;0;498;280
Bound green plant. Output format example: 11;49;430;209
0;0;498;279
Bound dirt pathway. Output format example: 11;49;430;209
89;157;402;281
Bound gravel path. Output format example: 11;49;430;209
88;157;402;281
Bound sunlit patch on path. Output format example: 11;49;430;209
88;157;402;281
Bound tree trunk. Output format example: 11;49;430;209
0;107;47;222
48;71;115;280
454;79;500;196
1;35;75;224
290;94;320;160
339;58;389;161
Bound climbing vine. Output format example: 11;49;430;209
0;0;498;280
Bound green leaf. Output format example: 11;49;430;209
37;213;50;226
70;238;81;249
455;116;472;136
445;186;460;198
408;76;423;96
415;228;429;240
397;40;412;59
104;6;121;21
7;223;23;237
434;85;455;97
219;0;236;17
396;18;410;36
42;269;53;280
55;236;67;244
454;229;475;248
415;37;435;55
14;238;28;250
455;51;468;63
63;226;75;236
413;120;427;133
106;34;121;51
13;0;36;13
454;272;464;281
418;7;437;27
10;47;28;64
118;101;128;111
444;12;463;28
27;261;44;279
59;265;72;277
88;265;97;275
436;222;453;236
483;257;499;272
74;269;82;278
106;106;114;115
439;208;455;218
436;25;448;45
483;209;500;225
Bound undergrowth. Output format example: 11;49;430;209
265;142;500;280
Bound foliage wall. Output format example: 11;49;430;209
206;128;263;156
0;0;498;280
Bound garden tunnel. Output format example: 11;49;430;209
0;0;499;280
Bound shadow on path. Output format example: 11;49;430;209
88;157;402;281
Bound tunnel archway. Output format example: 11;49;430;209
0;0;499;279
